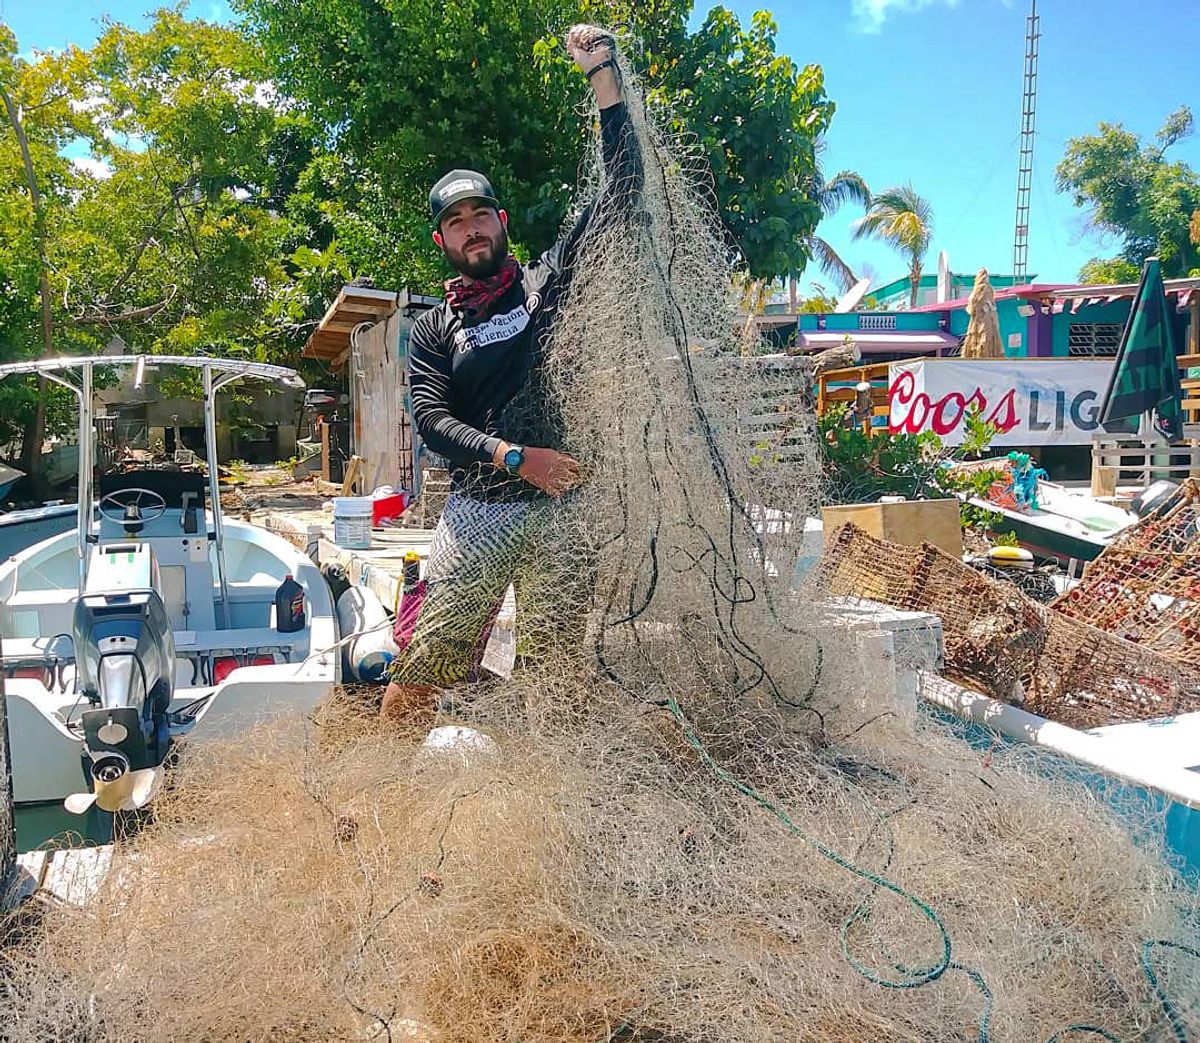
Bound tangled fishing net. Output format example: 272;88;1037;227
4;40;1199;1042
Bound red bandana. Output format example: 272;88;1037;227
444;256;522;319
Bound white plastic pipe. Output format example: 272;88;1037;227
920;673;1200;810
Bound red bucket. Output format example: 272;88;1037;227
372;492;410;527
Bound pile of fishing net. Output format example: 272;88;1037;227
4;41;1198;1041
4;692;1197;1042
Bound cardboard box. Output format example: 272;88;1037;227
822;498;963;558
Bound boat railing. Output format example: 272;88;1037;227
0;356;305;627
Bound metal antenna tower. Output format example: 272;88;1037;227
1012;0;1040;281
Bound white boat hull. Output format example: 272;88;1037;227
922;673;1200;809
1;517;339;806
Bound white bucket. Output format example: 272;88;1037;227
336;585;400;682
333;496;373;550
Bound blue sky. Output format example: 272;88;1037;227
5;0;1199;289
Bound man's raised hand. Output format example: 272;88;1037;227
566;24;615;75
566;25;621;108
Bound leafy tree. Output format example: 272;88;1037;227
237;0;587;286
68;10;328;358
1079;256;1141;285
0;26;93;472
1056;106;1200;279
237;0;835;284
798;293;839;313
850;184;933;307
0;11;333;477
800;162;870;294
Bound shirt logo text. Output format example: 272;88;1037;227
454;305;530;353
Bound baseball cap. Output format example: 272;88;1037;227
429;169;500;230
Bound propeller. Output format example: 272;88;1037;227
64;765;164;815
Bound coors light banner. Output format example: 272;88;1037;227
887;358;1139;447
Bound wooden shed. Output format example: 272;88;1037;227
303;284;440;495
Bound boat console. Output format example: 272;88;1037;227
0;355;337;810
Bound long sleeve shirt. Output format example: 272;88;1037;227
407;100;643;502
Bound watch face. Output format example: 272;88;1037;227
504;448;523;471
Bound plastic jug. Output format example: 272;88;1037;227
275;574;306;633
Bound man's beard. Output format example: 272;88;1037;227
444;226;509;279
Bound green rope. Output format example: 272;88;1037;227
954;963;993;1041
662;698;1198;1043
666;697;952;989
1142;940;1200;1043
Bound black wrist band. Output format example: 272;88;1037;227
586;58;617;80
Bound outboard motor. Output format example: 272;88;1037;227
64;544;176;815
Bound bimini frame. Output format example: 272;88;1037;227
0;356;305;627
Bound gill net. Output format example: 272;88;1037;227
4;41;1199;1042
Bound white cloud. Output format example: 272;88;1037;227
851;0;962;34
71;157;113;180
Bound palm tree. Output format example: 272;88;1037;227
790;168;872;308
851;184;934;308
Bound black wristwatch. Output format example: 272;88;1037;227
502;445;525;474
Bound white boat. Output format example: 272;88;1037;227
0;356;339;811
0;503;78;560
922;674;1200;878
923;675;1200;808
0;462;23;499
969;479;1137;564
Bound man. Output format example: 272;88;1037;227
381;25;642;720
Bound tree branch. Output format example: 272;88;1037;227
173;191;203;261
0;79;55;479
22;91;70;114
102;177;196;306
73;285;178;325
0;82;53;357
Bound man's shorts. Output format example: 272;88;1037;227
387;492;592;688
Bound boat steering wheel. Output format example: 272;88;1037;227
98;488;168;526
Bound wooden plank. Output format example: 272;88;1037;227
1177;353;1200;367
39;846;113;906
340;455;364;496
1091;465;1118;498
322;318;380;334
332;303;395;319
821;388;860;403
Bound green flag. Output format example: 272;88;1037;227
1099;257;1183;440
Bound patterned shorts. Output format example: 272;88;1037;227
387;493;592;688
